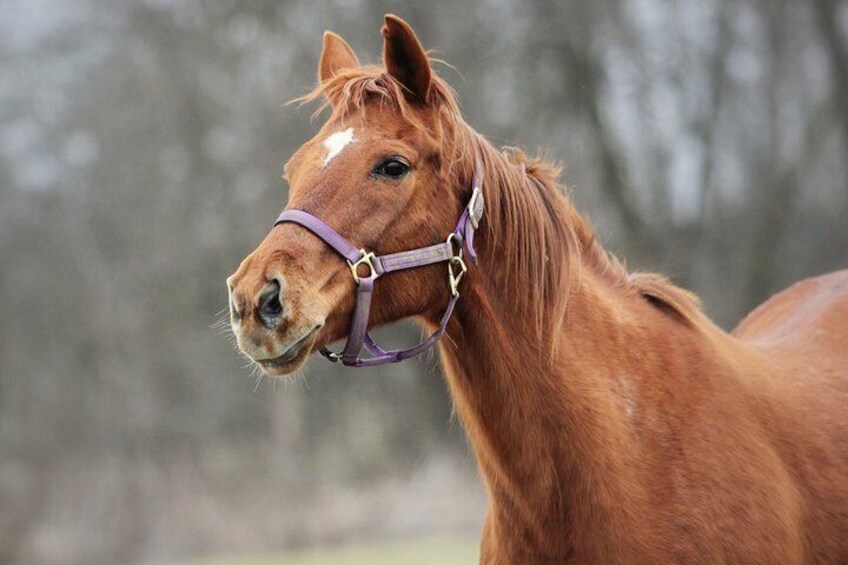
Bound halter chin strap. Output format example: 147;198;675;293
273;155;485;367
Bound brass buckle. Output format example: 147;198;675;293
348;249;378;284
446;233;467;296
467;186;482;229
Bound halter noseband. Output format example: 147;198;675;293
273;155;485;367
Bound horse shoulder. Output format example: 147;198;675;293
726;270;848;561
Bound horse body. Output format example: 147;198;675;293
438;246;848;563
227;15;848;563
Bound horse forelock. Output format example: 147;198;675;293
296;64;462;132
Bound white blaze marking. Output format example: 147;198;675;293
322;127;355;166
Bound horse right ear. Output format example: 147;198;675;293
318;31;359;84
381;15;431;102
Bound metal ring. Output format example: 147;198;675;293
348;249;378;284
446;232;464;260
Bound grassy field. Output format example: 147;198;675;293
196;537;479;565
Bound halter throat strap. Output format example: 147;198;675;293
273;155;484;367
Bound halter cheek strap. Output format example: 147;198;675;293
273;156;485;367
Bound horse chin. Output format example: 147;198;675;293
251;326;320;377
254;348;311;377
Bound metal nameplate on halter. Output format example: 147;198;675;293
467;186;484;229
348;249;378;284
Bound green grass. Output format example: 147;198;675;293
196;537;479;565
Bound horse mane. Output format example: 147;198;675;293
299;65;704;344
475;144;704;339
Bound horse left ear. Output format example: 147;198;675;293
381;15;431;102
319;31;360;84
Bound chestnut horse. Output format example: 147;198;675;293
227;15;848;564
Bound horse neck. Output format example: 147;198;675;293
435;157;714;557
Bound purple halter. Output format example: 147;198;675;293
273;155;485;367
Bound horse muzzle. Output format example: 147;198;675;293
227;271;325;376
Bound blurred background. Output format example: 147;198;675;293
1;0;847;563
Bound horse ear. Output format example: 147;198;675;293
319;31;359;83
381;15;431;101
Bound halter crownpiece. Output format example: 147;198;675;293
273;153;485;367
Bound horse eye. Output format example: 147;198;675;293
373;158;410;179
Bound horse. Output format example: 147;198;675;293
226;15;848;564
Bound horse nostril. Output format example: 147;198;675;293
257;279;284;327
